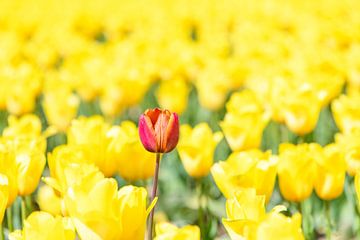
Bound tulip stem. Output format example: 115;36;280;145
21;197;26;228
0;223;4;240
6;207;13;232
197;179;205;239
325;201;332;240
147;153;161;240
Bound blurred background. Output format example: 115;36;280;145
1;0;360;239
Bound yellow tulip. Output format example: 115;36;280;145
43;90;80;132
0;141;18;206
43;145;103;196
155;222;200;240
36;184;62;216
178;123;223;178
211;149;278;201
156;78;189;115
3;114;42;138
256;208;304;240
281;88;322;136
9;211;76;240
335;130;360;176
0;174;9;223
64;178;152;240
222;188;266;240
223;189;304;240
314;144;346;200
220;90;269;151
332;93;360;134
67;116;118;177
109;121;155;181
14;138;46;196
278;143;319;202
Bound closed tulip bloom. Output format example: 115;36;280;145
0;174;9;223
138;108;179;153
314;144;346;200
110;121;155;181
335;130;360;176
9;211;76;240
222;188;266;240
256;208;304;240
178;123;223;178
14;138;46;196
0;141;18;206
332;93;360;134
3;114;42;138
155;222;200;240
211;149;278;202
64;178;152;240
220;90;270;151
278;143;319;202
36;184;62;216
156;78;189;115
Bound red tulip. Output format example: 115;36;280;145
139;108;179;153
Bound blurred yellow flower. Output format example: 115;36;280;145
36;184;62;216
67;116;118;177
155;222;200;240
256;208;304;240
211;149;277;201
9;211;76;240
335;129;360;176
0;141;18;206
14;138;46;196
3;114;42;138
332;93;360;134
156;78;189;115
64;178;152;240
109;121;155;181
278;143;319;202
220;90;269;151
178;123;223;178
0;174;9;223
223;189;304;240
222;188;265;240
314;144;346;200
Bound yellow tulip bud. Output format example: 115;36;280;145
335;130;360;176
314;144;346;200
156;78;189;115
67;116;118;177
211;149;277;202
256;209;304;240
3;114;42;138
278;143;319;202
43;90;80;132
178;123;223;178
36;184;62;216
0;174;9;223
0;141;18;206
14;138;46;196
155;222;201;240
332;93;360;134
222;188;265;240
220;90;269;151
9;211;76;240
110;121;155;181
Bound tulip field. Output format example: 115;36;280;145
1;0;360;239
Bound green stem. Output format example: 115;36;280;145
147;153;161;240
197;179;204;239
298;200;314;240
6;207;13;232
21;197;26;228
0;223;4;240
325;201;332;240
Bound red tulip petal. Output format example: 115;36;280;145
164;112;179;153
139;114;157;152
